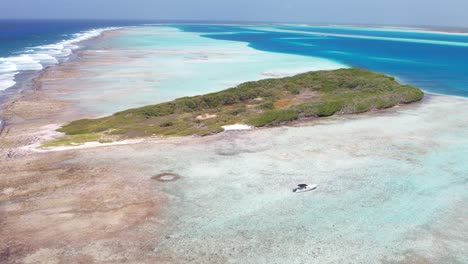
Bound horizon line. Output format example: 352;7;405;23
1;18;467;32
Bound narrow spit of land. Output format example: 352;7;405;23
45;68;423;147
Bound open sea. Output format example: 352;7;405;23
1;21;468;97
173;24;468;96
0;20;139;91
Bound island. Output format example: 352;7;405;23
44;68;424;147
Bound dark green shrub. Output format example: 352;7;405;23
288;86;301;95
295;103;319;117
227;107;247;116
316;101;343;116
160;120;174;127
373;99;396;109
400;86;424;103
354;102;371;113
249;109;299;127
203;95;221;108
258;101;275;110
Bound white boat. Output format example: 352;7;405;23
292;184;318;193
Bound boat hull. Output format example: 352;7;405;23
293;185;318;193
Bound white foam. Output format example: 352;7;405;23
0;59;18;73
0;72;17;90
32;53;59;63
7;55;44;71
0;27;120;91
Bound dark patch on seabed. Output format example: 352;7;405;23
152;172;182;182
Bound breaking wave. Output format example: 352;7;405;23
0;27;119;91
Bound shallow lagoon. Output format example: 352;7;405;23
58;26;344;115
27;25;468;262
67;95;467;263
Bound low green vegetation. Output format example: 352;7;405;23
45;68;424;146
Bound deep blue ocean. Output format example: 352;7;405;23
1;20;468;97
174;24;468;97
0;20;140;57
0;20;139;91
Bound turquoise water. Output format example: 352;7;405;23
47;24;468;116
175;25;468;97
73;95;468;263
10;25;467;262
3;22;468;98
57;26;345;114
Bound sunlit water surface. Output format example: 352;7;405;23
39;25;468;262
74;96;467;263
58;26;344;114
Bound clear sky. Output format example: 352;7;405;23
2;0;468;28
